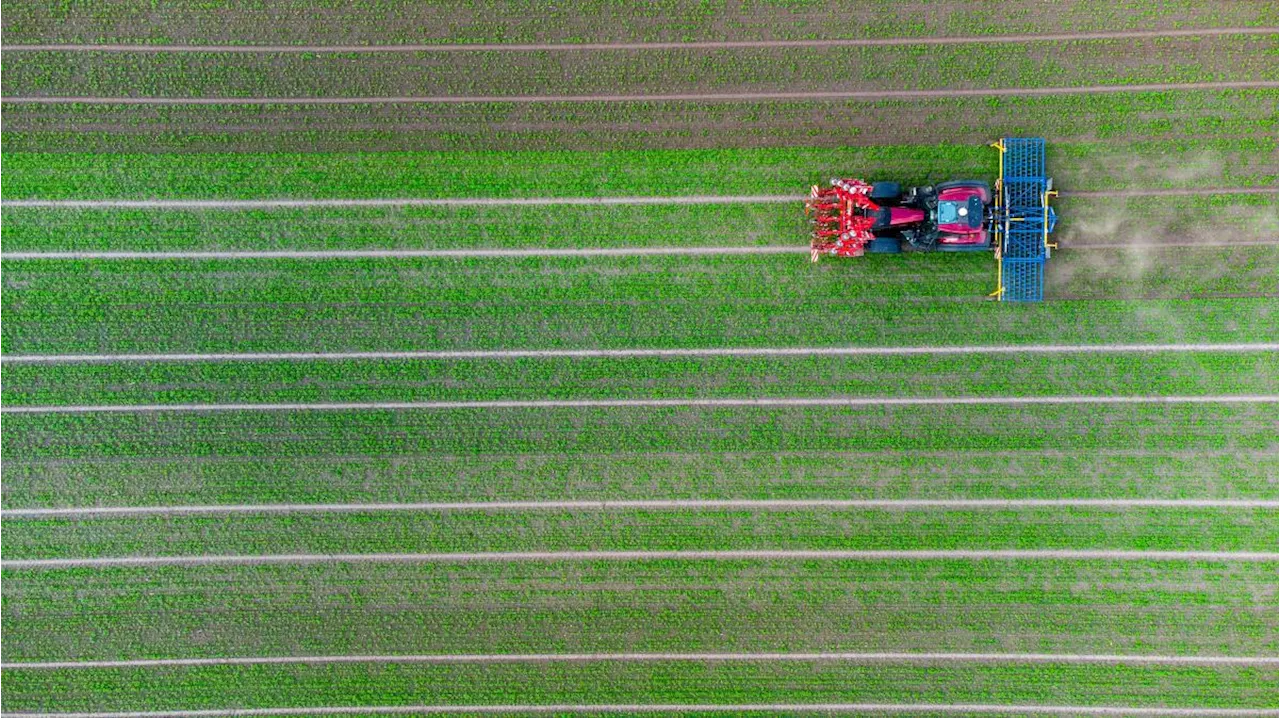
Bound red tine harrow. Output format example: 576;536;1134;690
805;179;879;262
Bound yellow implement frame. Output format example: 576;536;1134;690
1043;188;1059;255
987;140;1006;300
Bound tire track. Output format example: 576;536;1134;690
2;81;1270;104
2;704;1275;717
1064;240;1277;249
3;343;1275;364
5;498;1273;518
0;195;798;208
5;549;1275;569
6;651;1275;669
1063;188;1280;198
2;395;1275;415
6;27;1273;52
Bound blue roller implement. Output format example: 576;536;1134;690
993;137;1059;303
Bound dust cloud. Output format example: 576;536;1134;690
1046;146;1277;301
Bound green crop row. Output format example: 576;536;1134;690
4;402;1275;460
5;139;1275;200
6;506;1276;560
2;191;1275;254
3;651;1275;711
3;559;1276;661
5;0;1276;45
5;449;1276;509
3;255;1276;354
6;89;1276;153
0;202;807;252
6;35;1273;99
0;143;993;198
4;351;1276;407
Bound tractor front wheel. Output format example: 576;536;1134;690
866;237;903;254
870;182;903;205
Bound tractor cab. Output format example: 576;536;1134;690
933;181;993;250
937;195;983;230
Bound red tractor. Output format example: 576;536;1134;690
806;178;994;260
805;138;1059;302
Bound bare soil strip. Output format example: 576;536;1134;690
1065;188;1280;198
3;188;1270;210
5;550;1275;569
3;343;1275;364
3;395;1274;415
0;196;799;208
7;498;1274;518
1065;241;1278;249
6;652;1276;670
4;706;1275;718
6;27;1273;52
3;81;1268;104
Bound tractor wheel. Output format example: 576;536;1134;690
869;182;903;204
866;236;903;254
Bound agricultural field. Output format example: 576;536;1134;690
1;1;1277;716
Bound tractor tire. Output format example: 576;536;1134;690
869;182;903;204
866;236;903;254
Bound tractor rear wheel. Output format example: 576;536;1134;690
867;236;903;254
870;182;903;204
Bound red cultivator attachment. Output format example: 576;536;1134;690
805;179;880;262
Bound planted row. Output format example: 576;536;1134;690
5;402;1275;460
5;138;1275;200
